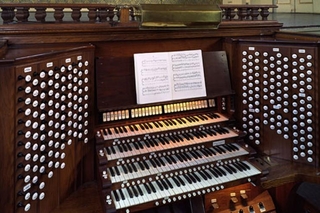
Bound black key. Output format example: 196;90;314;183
138;161;145;171
144;183;151;194
132;163;138;172
143;161;150;170
154;158;162;167
176;176;186;186
121;165;128;174
208;128;217;136
212;168;223;177
172;176;181;187
127;164;133;173
158;138;166;145
152;122;159;128
202;170;212;179
160;179;169;190
233;162;243;172
150;159;158;168
228;164;238;173
239;161;251;170
102;129;108;135
169;155;177;164
207;147;216;155
164;179;173;189
194;150;203;158
183;174;193;184
222;165;233;174
188;151;198;159
200;149;209;157
156;121;163;127
107;128;112;135
125;143;132;151
175;118;183;124
118;144;123;153
122;144;128;152
126;188;134;198
156;180;164;191
216;167;227;176
139;124;145;130
106;147;111;155
144;140;151;148
136;185;144;196
133;142;139;150
114;167;120;176
109;167;115;177
162;120;170;126
158;157;166;166
129;125;134;132
119;188;125;200
113;190;120;201
137;141;144;149
188;173;199;183
149;182;157;193
208;168;219;178
131;186;139;197
164;156;172;164
192;116;199;121
198;171;208;180
148;139;155;147
110;146;116;154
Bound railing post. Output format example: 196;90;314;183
260;7;270;21
1;7;15;24
35;7;46;22
87;8;98;22
54;8;64;23
98;8;108;22
71;8;81;22
16;7;29;22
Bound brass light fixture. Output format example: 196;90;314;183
135;4;222;30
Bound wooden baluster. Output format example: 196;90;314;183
107;7;116;22
237;7;247;21
54;8;64;23
35;7;46;22
71;8;81;22
129;7;135;21
87;8;97;22
98;8;108;22
250;8;260;20
221;8;226;20
260;7;270;21
15;7;29;22
1;7;15;24
225;7;236;20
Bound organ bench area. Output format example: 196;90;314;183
0;6;320;213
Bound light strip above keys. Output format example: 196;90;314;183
101;98;216;122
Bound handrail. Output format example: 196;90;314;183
0;4;277;25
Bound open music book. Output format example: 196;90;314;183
134;49;207;104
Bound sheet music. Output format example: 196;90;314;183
134;50;206;104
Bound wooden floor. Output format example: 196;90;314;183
51;182;103;213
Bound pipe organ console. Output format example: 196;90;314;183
1;4;320;213
94;51;267;213
0;44;95;213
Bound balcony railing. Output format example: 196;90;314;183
0;3;277;25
